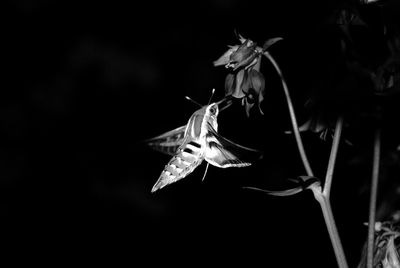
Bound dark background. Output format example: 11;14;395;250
2;0;399;266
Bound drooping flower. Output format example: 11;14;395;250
241;69;265;117
214;34;282;117
213;35;261;71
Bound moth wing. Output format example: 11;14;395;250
145;125;187;156
204;126;263;168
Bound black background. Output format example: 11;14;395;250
2;0;399;266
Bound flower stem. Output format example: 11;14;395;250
367;128;381;268
320;116;348;268
264;51;348;268
312;187;349;268
263;51;314;177
323;116;344;199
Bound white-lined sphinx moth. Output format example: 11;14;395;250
146;98;262;192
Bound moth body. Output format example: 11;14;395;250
148;101;262;192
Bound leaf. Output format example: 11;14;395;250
357;220;400;268
382;236;400;268
243;186;304;196
243;176;320;196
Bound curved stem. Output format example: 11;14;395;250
323;116;344;199
263;51;314;177
264;51;348;268
367;128;381;268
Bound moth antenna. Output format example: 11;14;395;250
201;163;210;182
207;88;216;104
185;96;202;107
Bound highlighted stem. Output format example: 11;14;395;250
263;51;314;177
312;186;349;268
264;51;348;268
367;128;381;268
323;116;344;198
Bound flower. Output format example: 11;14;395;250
214;34;282;117
241;69;265;117
213;35;261;71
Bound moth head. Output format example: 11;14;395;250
207;103;219;117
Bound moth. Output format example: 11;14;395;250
146;97;262;192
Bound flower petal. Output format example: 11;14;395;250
224;73;235;96
213;46;239;67
250;69;265;95
258;89;265;115
244;99;254;117
233;69;246;98
251;70;266;114
225;70;246;98
230;40;259;70
240;69;266;116
237;33;246;44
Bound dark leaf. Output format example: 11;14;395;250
244;176;321;196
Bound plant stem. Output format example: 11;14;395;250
319;116;348;268
323;116;344;199
312;188;349;268
367;128;381;268
263;51;314;177
264;51;348;268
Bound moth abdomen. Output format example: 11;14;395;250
188;141;201;148
183;147;194;154
151;154;203;192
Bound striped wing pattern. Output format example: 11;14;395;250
204;122;263;168
149;102;263;192
145;126;186;156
